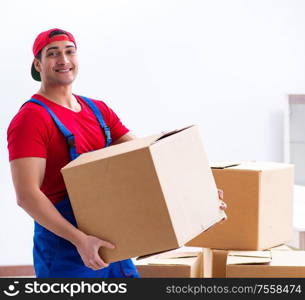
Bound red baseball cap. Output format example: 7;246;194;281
31;28;77;81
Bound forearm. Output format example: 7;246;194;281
112;132;137;145
17;188;86;247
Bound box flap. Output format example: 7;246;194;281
136;248;178;261
136;248;199;261
61;133;163;170
61;126;195;171
271;244;300;251
229;162;293;171
155;251;198;259
211;161;294;171
210;162;241;169
227;250;272;265
136;251;199;266
146;257;195;266
153;125;194;143
270;251;305;266
228;250;305;267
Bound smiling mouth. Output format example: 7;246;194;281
55;68;72;73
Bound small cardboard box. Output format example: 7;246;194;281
203;245;297;278
61;125;225;263
135;249;203;278
226;248;305;278
187;162;294;250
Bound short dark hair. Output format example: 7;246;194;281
35;29;68;61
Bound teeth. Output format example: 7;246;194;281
57;69;70;73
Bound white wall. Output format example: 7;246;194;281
1;0;305;265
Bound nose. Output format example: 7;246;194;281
57;53;69;65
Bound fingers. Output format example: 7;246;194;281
86;239;114;270
99;240;115;250
218;189;224;200
217;189;227;223
78;236;115;271
87;257;109;270
217;189;227;211
219;200;227;210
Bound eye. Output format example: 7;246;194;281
47;51;58;57
67;49;76;55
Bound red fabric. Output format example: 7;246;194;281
32;28;76;57
7;94;129;204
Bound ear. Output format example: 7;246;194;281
33;58;41;72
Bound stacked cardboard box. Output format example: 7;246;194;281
203;244;305;278
186;162;297;277
226;247;305;278
187;162;294;250
61;125;225;264
134;247;203;278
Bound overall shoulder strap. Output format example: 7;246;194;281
79;96;112;147
23;99;78;159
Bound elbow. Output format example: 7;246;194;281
16;192;31;208
16;196;25;208
15;187;39;208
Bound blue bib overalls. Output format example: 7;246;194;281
25;96;139;278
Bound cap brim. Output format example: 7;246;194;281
31;62;41;81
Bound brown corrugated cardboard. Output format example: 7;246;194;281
61;125;225;263
135;249;203;278
0;265;35;278
187;162;294;250
203;244;295;278
203;248;229;278
227;249;305;278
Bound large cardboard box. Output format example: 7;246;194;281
203;245;297;278
135;248;203;278
61;125;225;263
226;248;305;278
187;162;294;250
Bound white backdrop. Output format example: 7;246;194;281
1;0;305;264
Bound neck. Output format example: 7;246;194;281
37;84;79;111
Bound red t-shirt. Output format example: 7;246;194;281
7;94;129;204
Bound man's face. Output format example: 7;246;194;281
34;38;78;86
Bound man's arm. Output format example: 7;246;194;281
112;132;137;145
10;157;114;270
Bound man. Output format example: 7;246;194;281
7;28;139;278
8;28;226;278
